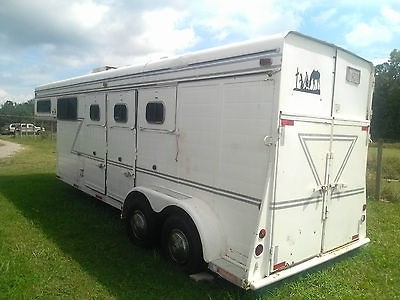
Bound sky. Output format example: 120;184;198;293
0;0;399;104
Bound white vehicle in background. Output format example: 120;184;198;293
34;31;374;290
15;123;45;135
1;123;19;135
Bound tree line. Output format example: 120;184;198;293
371;49;400;141
0;49;399;139
0;99;35;127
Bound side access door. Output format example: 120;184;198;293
106;90;137;202
81;93;107;193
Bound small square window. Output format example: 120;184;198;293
114;104;127;123
146;102;164;124
57;97;77;120
346;66;361;85
37;99;51;113
90;104;100;121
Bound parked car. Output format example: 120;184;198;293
14;123;45;135
1;123;20;135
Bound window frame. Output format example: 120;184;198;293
57;97;78;121
36;99;51;113
145;101;165;125
114;103;128;123
89;104;100;121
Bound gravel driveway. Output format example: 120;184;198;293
0;139;23;158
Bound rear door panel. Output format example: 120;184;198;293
271;117;368;273
322;122;367;252
270;117;330;272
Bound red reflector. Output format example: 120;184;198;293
362;126;369;131
255;244;264;256
281;119;294;127
259;229;266;239
273;261;286;271
352;234;359;241
95;194;103;200
216;267;239;284
362;204;367;211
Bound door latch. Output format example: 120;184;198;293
263;136;275;146
313;184;329;193
123;171;134;178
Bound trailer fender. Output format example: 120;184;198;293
123;187;226;262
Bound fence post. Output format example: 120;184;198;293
375;139;384;201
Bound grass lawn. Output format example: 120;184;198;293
0;136;399;299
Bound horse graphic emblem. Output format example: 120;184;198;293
294;68;320;95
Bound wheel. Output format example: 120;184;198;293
125;200;157;248
161;214;205;274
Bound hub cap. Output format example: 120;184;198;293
130;210;147;240
168;229;189;264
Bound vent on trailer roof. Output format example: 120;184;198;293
92;66;117;73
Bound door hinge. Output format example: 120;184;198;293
327;152;334;160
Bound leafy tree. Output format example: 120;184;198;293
371;49;400;140
0;99;34;127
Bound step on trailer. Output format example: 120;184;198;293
34;31;374;290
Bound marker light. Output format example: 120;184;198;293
255;244;264;256
259;229;266;239
259;58;272;66
281;119;294;127
273;261;286;271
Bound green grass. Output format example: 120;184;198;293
0;136;399;299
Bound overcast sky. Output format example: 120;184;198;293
0;0;399;104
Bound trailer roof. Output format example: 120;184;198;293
35;31;372;93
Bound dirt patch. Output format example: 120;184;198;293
0;139;24;158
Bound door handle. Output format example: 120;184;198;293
123;171;134;178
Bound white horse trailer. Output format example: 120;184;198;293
34;32;374;290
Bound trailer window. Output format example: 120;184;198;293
36;99;51;113
90;104;100;121
57;97;77;120
114;104;127;123
146;102;164;124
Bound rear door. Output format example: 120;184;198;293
270;116;368;273
106;90;137;202
270;116;330;272
321;121;368;252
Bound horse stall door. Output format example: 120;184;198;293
106;90;137;203
80;93;107;194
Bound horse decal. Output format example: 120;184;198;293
294;68;320;95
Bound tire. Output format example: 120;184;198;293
161;214;205;274
125;200;157;248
